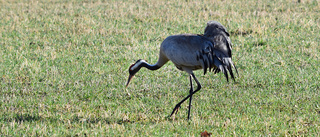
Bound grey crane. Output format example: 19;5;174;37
126;21;238;120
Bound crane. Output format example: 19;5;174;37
126;21;238;120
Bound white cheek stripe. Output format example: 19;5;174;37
131;60;146;70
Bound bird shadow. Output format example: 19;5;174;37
3;112;192;126
2;113;133;125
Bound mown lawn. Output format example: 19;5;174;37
0;0;319;136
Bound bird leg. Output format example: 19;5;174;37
188;74;193;120
170;73;202;120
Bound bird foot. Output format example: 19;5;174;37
170;104;181;117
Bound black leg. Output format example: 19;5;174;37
170;73;202;119
188;75;193;120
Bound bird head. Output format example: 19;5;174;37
126;59;143;87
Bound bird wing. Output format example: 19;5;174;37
196;35;238;82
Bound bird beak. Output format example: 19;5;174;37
126;74;134;88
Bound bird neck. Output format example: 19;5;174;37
140;60;160;70
142;62;160;70
131;59;161;72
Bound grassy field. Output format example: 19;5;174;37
1;0;320;136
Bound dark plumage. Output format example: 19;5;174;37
126;21;238;120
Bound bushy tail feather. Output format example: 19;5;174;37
197;47;237;82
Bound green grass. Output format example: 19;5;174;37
1;0;320;136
